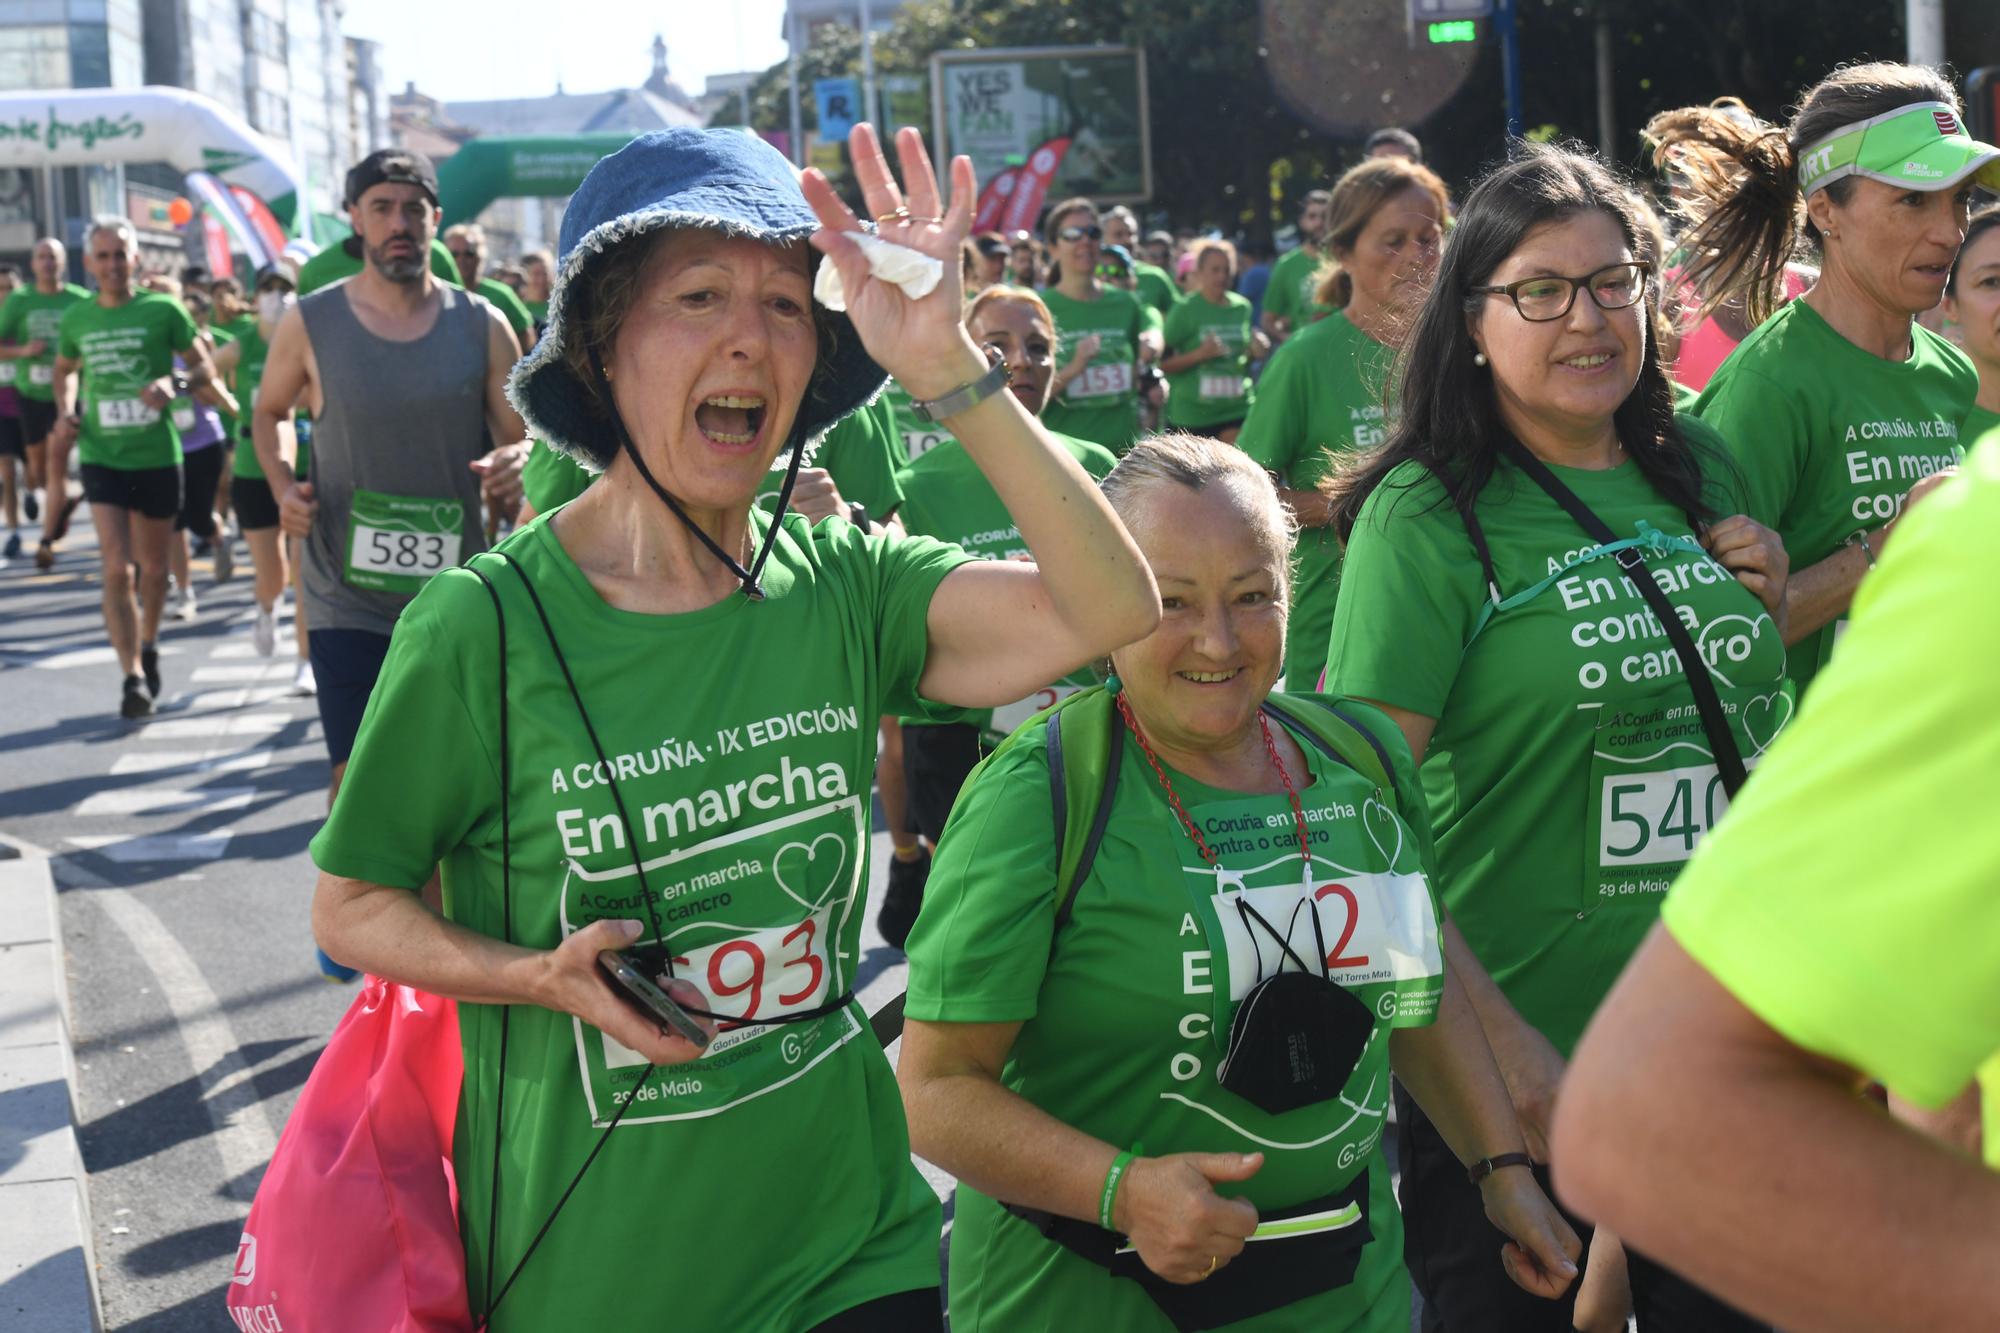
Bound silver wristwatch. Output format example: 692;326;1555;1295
909;350;1011;424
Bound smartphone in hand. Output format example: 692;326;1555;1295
597;950;712;1050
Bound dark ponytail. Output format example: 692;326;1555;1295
1647;63;1963;329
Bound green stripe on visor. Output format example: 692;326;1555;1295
1798;101;2000;196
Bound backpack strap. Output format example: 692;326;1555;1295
1048;698;1122;941
1261;695;1394;793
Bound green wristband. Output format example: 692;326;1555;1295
1100;1146;1141;1232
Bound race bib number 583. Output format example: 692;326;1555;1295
345;488;463;593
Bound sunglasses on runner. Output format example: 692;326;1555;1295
1468;261;1651;322
1057;224;1103;243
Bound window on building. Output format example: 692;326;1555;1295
66;19;108;86
0;24;68;92
245;8;286;63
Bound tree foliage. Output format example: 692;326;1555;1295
714;0;1997;242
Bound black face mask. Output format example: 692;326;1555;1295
1215;898;1377;1116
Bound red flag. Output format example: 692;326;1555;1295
973;166;1023;234
227;186;289;256
999;138;1072;236
201;212;233;278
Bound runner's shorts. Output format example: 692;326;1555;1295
176;445;223;536
0;411;22;460
307;628;394;765
18;398;55;444
231;474;281;531
81;462;181;521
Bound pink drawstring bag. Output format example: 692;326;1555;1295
227;978;470;1333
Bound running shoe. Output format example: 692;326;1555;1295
252;605;277;657
291;660;316;696
173;583;198;621
22;489;36;522
875;845;931;951
120;674;152;719
34;540;52;571
316;947;360;983
212;537;234;583
3;532;18;560
140;642;161;698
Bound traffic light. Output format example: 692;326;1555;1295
1427;19;1478;42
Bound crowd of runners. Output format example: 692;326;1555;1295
7;51;1998;1333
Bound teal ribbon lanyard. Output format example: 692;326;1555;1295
1466;520;1712;647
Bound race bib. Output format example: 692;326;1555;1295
27;363;52;387
987;683;1081;738
1210;869;1443;1024
900;426;950;461
1067;360;1133;400
170;404;196;432
599;906;836;1067
1586;683;1794;901
97;397;160;430
1198;372;1244;402
0;360;15;385
345;488;463;593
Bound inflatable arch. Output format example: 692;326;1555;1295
0;85;305;228
436;134;639;227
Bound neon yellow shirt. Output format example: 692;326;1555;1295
1663;436;2000;1165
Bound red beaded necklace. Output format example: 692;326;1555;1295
1115;691;1312;871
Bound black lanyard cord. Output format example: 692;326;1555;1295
1495;435;1749;798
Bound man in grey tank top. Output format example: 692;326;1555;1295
253;148;528;977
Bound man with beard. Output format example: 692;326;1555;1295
1260;188;1332;345
253;149;528;979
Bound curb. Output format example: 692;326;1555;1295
0;849;105;1333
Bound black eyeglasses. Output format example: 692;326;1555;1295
1056;224;1102;243
1468;261;1652;322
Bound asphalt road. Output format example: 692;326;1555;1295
0;516;926;1331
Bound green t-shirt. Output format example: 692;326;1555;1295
525;297;549;328
1692;300;1976;691
1162;290;1254;430
309;508;969;1329
57;291;198;470
894;429;1118;741
1664;435;2000;1166
0;284;89;402
1325;431;1793;1056
520;438;595;513
1237;310;1392;689
229;321;272;479
760;396;905;517
906;696;1442;1332
1961;402;2000;448
1041;285;1146;454
1131;261;1178;318
296;236;461;295
1262;245;1330;331
879;383;950;466
474;277;534;342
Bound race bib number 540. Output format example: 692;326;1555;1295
345;488;463;593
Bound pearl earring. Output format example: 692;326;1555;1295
1473;350;1488;367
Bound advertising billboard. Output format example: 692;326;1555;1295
930;45;1152;206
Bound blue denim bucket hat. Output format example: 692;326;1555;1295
507;127;886;466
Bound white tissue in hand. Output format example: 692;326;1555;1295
814;232;944;312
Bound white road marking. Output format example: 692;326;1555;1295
110;750;273;776
84;877;279;1201
141;713;289;740
74;788;257;818
191;665;289;683
68;831;237;862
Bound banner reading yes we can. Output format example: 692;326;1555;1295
930;45;1153;204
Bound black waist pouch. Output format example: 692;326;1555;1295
1003;1166;1374;1332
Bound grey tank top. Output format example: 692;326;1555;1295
298;283;491;636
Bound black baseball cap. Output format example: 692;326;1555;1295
344;149;440;208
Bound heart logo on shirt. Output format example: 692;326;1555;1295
1362;796;1404;871
773;833;847;911
431;502;460;531
1740;690;1793;757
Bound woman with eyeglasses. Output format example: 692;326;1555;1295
1650;62;1991;695
1323;146;1790;1332
1237;156;1448;690
1041;199;1161;454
